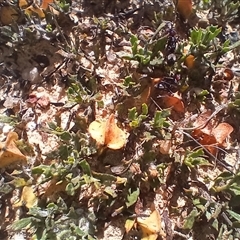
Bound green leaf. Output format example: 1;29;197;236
222;40;240;53
183;208;199;229
79;160;92;176
150;36;168;60
60;131;72;141
130;35;138;55
227;210;240;222
141;103;148;115
126;188;139;208
32;165;51;175
12;217;34;230
229;184;240;196
190;29;201;45
152;110;170;128
128;107;137;121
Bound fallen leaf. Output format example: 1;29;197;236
158;140;172;155
88;114;127;150
26;94;38;104
185;54;195;69
13;186;38;209
176;0;193;20
37;95;50;108
212;122;233;145
41;0;54;10
162;93;184;113
192;116;233;155
0;132;27;168
43;178;68;198
125;219;135;234
223;68;234;81
0;6;19;25
137;209;165;240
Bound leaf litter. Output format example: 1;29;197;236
0;0;240;239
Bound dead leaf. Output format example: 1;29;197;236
41;0;54;10
43;178;68;198
37;95;50;108
137;209;165;240
158;140;172;155
223;68;234;81
162;93;184;113
212;123;233;145
176;0;193;20
185;55;195;69
192;116;233;155
13;186;38;209
0;6;19;25
88;114;127;150
0;132;27;168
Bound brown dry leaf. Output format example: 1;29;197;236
13;186;38;209
176;0;193;19
88;114;127;150
43;178;68;198
0;6;19;25
37;95;50;108
158;140;172;155
25;5;45;18
192;121;233;155
137;209;165;240
199;133;218;155
212;123;233;145
162;93;184;113
0;132;27;168
192;110;215;135
223;68;234;81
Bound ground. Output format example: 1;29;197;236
1;0;240;239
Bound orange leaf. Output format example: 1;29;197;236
88;114;127;150
0;132;27;168
162;94;184;113
185;55;195;69
199;133;217;155
212;123;233;145
41;0;54;10
137;210;165;240
176;0;193;19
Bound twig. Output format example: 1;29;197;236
178;104;228;131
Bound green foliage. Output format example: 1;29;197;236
126;188;140;208
150;110;170;129
184;149;211;168
12;200;96;239
122;34;166;67
128;104;148;128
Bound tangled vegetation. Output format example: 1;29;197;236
1;0;240;239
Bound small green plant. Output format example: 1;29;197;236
128;103;148;128
184;149;210;168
